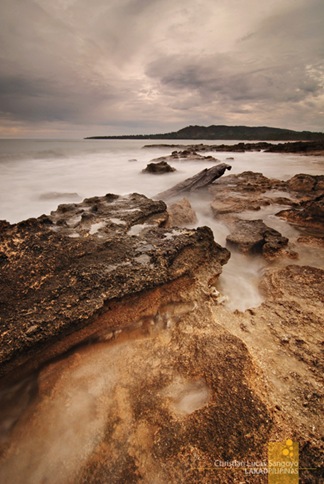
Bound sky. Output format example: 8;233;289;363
0;0;323;138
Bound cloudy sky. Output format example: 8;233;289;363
0;0;323;138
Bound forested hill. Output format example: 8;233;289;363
85;125;324;141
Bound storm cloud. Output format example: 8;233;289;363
0;0;323;137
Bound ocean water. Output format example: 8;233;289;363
1;138;323;223
0;138;323;311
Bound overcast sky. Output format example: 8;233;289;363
0;0;323;138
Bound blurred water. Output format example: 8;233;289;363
0;138;323;223
0;139;323;311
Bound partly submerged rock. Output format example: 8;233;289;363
151;149;219;163
142;160;176;174
226;219;289;257
278;194;324;231
0;193;230;382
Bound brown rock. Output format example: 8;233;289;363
278;194;324;231
287;174;317;192
167;198;197;227
226;219;289;257
0;193;230;382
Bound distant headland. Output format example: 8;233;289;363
85;124;324;141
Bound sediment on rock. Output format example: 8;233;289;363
0;193;230;383
226;219;289;257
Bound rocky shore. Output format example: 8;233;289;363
0;193;229;382
0;167;323;483
144;140;324;155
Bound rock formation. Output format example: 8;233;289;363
156;163;232;199
278;194;324;232
150;149;219;163
142;160;176;174
0;170;323;483
144;140;324;155
0;193;229;382
167;198;197;227
226;219;289;257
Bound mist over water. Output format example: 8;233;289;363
1;138;323;311
0;139;323;223
1;139;323;311
0;140;323;482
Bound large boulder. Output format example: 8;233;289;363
278;194;324;231
226;219;289;257
167;198;197;227
142;161;176;174
0;193;230;382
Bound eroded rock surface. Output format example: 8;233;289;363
142;160;176;174
213;264;324;483
226;219;289;257
0;193;230;381
211;172;324;232
278;194;324;232
151;149;219;163
0;170;323;483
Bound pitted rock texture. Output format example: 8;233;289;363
226;219;289;257
210;172;324;233
0;193;230;381
278;194;324;231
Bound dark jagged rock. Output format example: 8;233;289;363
0;193;230;382
226;219;289;257
150;149;219;163
265;140;324;154
278;194;324;231
144;140;324;154
156;163;231;199
142;160;176;174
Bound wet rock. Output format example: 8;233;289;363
151;149;219;163
0;193;230;381
226;219;288;257
278;194;324;231
287;174;317;192
211;197;269;216
142;160;176;174
210;171;287;195
144;140;324;154
167;198;197;227
213;264;324;482
156;163;231;199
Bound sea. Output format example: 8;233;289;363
0;138;323;310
